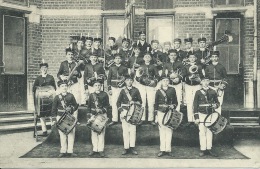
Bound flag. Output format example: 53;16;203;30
124;0;135;40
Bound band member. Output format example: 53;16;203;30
127;44;144;76
57;48;82;105
84;54;106;98
107;54;129;125
162;49;183;111
150;40;164;70
182;54;204;122
51;80;79;157
88;79;109;157
136;53;159;125
194;78;219;157
194;37;210;66
154;75;178;157
136;31;151;55
81;36;94;63
93;37;105;63
183;37;194;63
33;61;56;136
117;74;142;155
73;36;86;62
173;38;185;62
119;38;132;67
205;51;227;114
162;41;172;55
106;37;118;56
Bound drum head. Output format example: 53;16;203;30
162;110;172;125
204;112;219;127
126;104;135;121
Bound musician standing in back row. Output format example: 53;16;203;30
93;37;105;63
119;38;132;67
150;40;164;70
173;38;186;62
33;61;56;136
194;37;210;66
193;78;219;157
205;51;227;114
183;37;194;64
136;31;151;55
81;36;94;63
154;75;178;157
182;53;204;122
107;54;129;126
117;74;142;155
57;48;82;110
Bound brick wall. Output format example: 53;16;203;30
174;0;211;7
41;0;101;9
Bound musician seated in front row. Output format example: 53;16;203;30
154;75;178;157
88;79;110;157
117;74;142;155
193;78;219;157
182;54;204;122
51;80;79;158
33;61;56;136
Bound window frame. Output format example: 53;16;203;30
213;0;245;7
146;0;174;10
3;0;29;6
103;0;126;11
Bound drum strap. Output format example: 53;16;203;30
159;89;167;103
58;94;67;109
124;88;132;103
200;89;208;103
92;93;99;108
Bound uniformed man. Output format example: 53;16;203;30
119;38;132;67
183;37;194;64
205;51;227;114
81;36;94;63
135;53;159;125
154;75;178;157
182;54;204;122
194;37;210;66
73;36;86;62
84;54;105;99
162;49;183;111
194;78;219;157
33;61;56;136
88;79;109;157
106;37;118;57
173;38;186;62
51;80;79;158
150;39;164;70
117;74;142;155
136;31;151;55
107;54;129;125
93;37;105;63
57;48;82;105
163;41;172;55
127;44;144;76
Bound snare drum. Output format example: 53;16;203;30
162;109;183;130
87;114;108;134
56;112;78;135
204;112;227;134
126;103;144;125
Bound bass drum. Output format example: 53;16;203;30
35;86;56;117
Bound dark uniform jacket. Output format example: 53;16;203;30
73;48;85;62
127;55;144;69
193;88;220;120
154;87;178;113
182;63;204;85
118;48;133;66
205;63;227;81
81;47;93;61
88;91;110;115
136;40;151;55
51;92;79;117
57;60;82;83
33;74;56;93
84;63;105;89
93;48;104;58
116;86;142;110
183;49;194;61
163;61;183;76
136;63;159;83
194;48;210;65
175;49;186;62
107;64;128;90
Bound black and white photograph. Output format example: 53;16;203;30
0;0;259;168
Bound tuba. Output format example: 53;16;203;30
187;65;201;85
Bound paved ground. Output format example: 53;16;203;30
0;131;260;168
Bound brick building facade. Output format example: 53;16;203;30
0;0;258;111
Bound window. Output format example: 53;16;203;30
103;0;125;10
147;16;174;47
213;0;245;7
215;18;240;74
146;0;173;9
103;16;125;47
3;0;29;6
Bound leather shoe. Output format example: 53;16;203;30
207;150;218;157
199;150;206;157
157;151;165;157
67;153;77;157
150;121;156;126
166;152;174;157
130;148;138;155
42;131;48;136
99;151;105;157
58;153;66;158
122;149;128;155
89;151;95;156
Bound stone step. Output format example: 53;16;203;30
0;111;34;117
0;121;52;132
230;122;259;126
0;116;34;123
230;117;259;120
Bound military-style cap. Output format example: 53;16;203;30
93;78;104;85
125;74;134;80
151;40;159;44
65;47;73;54
114;53;122;58
94;37;102;42
210;51;220;56
57;80;68;87
139;31;146;36
85;37;93;41
70;35;86;43
160;74;170;81
168;49;178;54
40;62;48;68
108;37;116;42
198;37;207;43
122;38;130;44
173;38;182;43
164;41;171;46
184;37;193;43
111;44;118;50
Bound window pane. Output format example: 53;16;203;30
104;17;125;47
146;0;173;9
103;0;125;10
147;17;173;46
4;15;25;74
213;0;244;6
3;0;28;6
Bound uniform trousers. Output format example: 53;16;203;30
40;117;51;132
91;114;107;152
137;84;156;121
157;111;173;152
68;82;81;104
169;83;182;112
56;111;78;154
198;113;213;151
111;87;122;122
120;109;136;149
78;71;86;105
185;84;201;122
209;86;224;114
